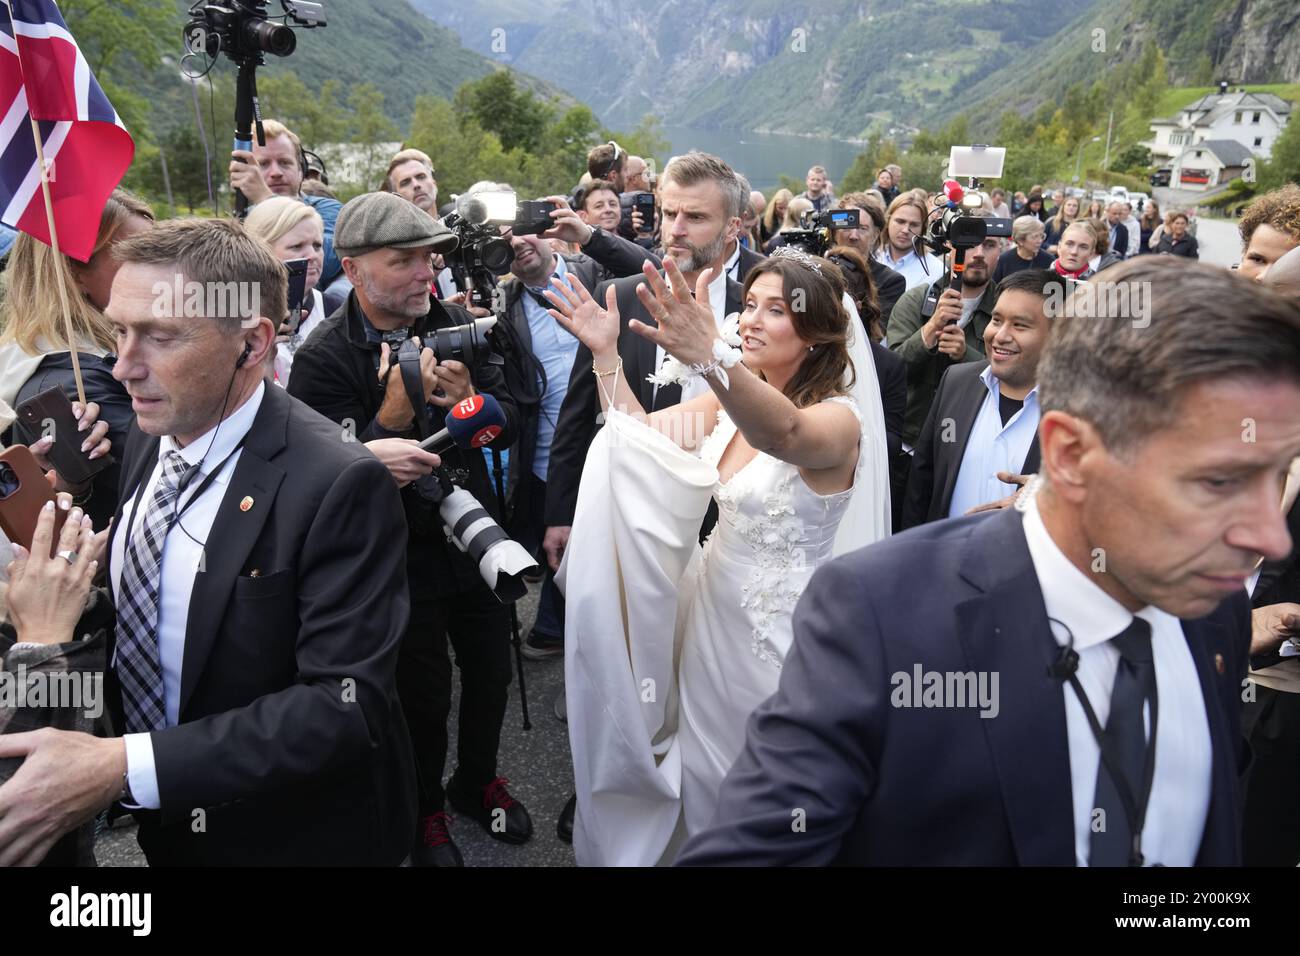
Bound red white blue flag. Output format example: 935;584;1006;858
0;0;135;262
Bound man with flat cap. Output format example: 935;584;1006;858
289;192;534;866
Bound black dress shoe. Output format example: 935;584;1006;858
410;812;464;867
557;794;576;844
447;776;534;845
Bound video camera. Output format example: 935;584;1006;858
185;1;325;63
183;1;327;216
916;146;1013;294
441;185;559;311
778;207;859;257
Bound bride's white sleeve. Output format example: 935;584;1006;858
555;408;717;866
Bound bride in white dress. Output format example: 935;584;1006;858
547;250;890;866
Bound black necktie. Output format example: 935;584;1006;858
1088;617;1156;866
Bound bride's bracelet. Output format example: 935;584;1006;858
688;339;742;390
592;357;622;379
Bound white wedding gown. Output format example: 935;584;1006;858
558;390;888;866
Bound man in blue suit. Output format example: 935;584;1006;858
679;259;1300;866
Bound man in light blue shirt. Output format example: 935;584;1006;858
498;225;608;659
874;192;942;290
903;269;1063;527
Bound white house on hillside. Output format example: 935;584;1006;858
1168;139;1255;191
1145;88;1291;162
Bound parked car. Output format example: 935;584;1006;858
1109;186;1129;204
1150;168;1172;187
1091;189;1111;203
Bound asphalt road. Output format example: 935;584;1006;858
95;579;578;867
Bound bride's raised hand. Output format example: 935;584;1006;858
545;274;621;357
629;258;717;366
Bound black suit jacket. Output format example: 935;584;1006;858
868;258;906;324
903;361;1040;528
678;507;1250;866
106;384;417;865
544;271;743;527
871;341;906;463
496;252;608;512
730;242;765;283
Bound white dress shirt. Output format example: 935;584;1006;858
1021;496;1213;866
947;366;1040;519
724;241;742;282
112;382;266;808
874;246;943;290
653;265;729;404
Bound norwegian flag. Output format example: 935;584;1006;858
0;0;134;262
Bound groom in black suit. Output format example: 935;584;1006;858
544;151;749;569
0;219;416;866
680;259;1300;866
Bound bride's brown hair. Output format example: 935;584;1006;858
740;254;855;408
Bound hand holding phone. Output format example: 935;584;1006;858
16;387;113;488
0;445;67;557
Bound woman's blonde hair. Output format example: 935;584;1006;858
244;195;323;247
762;188;793;233
781;196;813;231
0;188;153;354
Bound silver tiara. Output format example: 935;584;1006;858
770;246;823;274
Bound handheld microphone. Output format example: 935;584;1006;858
942;179;965;206
419;393;506;455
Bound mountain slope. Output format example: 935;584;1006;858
413;0;1090;138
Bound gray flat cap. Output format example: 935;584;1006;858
334;191;459;258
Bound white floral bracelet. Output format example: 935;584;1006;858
647;313;744;390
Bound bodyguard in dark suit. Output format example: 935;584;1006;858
903;271;1060;528
680;259;1300;866
0;218;417;866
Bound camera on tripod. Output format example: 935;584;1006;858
185;1;324;63
441;184;559;311
778;207;859;257
183;2;327;216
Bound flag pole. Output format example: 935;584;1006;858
29;117;88;408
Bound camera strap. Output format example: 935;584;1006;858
397;339;433;440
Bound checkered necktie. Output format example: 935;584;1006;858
116;451;193;733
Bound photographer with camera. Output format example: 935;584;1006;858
228;119;344;291
887;208;1002;451
287;192;533;866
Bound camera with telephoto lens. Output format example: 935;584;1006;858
383;317;503;371
779;207;859;257
185;1;325;64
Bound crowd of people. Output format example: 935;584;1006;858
1;116;1299;868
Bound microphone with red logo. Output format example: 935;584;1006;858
941;179;965;206
419;393;506;455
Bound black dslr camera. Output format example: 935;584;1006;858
381;318;502;371
779;207;859;257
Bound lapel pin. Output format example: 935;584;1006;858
240;495;254;512
1214;653;1225;674
249;569;261;578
